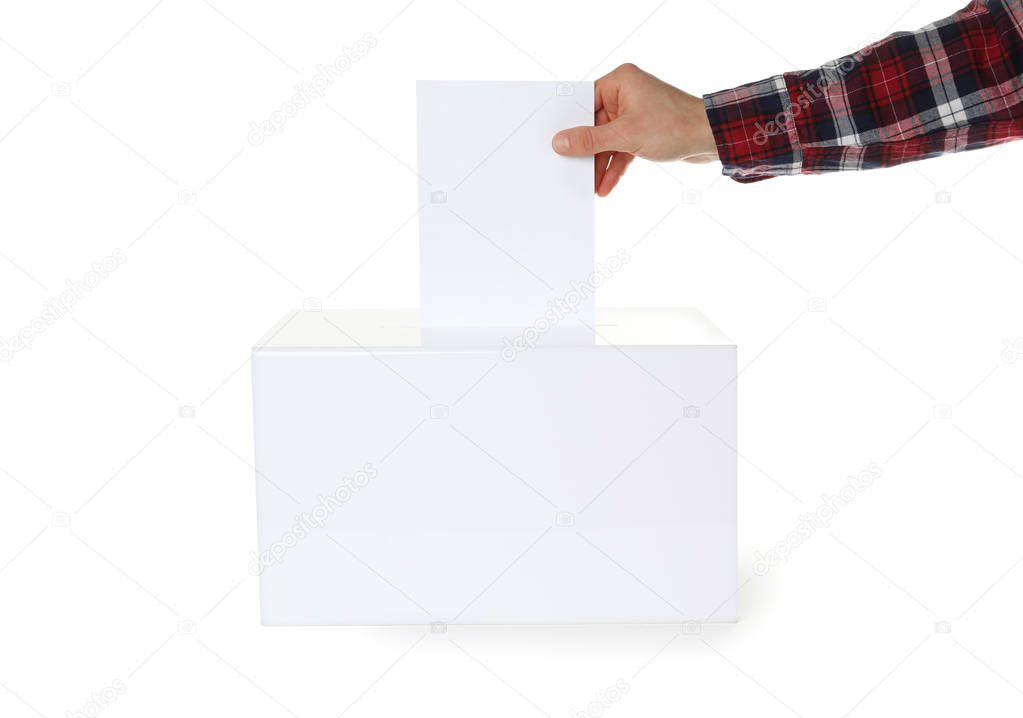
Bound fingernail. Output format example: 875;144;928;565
552;133;569;153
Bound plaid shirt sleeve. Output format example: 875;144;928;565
703;0;1023;182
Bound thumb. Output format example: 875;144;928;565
552;122;624;156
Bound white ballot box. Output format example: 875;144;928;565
251;308;737;625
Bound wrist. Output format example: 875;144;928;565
682;93;719;163
692;111;719;162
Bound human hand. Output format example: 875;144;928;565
552;64;719;196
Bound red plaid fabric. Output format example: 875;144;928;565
704;0;1023;182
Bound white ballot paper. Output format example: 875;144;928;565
417;81;595;329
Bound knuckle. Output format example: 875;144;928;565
573;128;594;153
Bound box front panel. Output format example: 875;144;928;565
252;346;736;624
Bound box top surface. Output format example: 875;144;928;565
254;308;734;350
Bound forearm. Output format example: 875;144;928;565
703;0;1023;182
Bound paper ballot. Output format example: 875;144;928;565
417;81;595;329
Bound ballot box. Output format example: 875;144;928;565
251;307;737;624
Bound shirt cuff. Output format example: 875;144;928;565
703;75;804;183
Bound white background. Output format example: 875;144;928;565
2;0;1022;716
